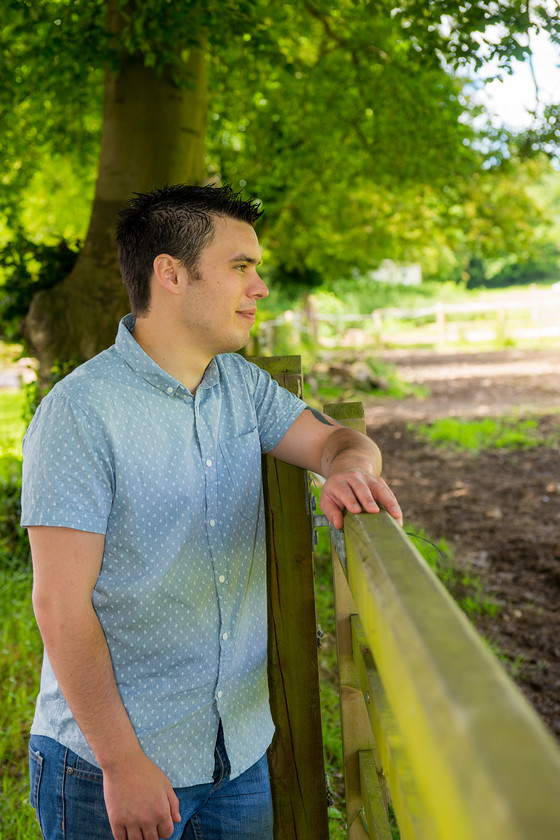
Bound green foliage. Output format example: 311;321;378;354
304;355;426;409
0;234;80;344
0;1;104;228
2;0;559;349
0;470;29;573
313;549;346;839
0;389;26;469
407;526;498;619
209;6;480;285
0;390;29;572
484;247;560;288
410;416;556;455
0;391;39;831
482;637;528;682
0;568;42;840
393;1;560;73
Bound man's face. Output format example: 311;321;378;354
178;216;268;356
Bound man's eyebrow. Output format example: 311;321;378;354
229;253;261;265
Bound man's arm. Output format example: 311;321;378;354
268;406;403;530
29;526;181;840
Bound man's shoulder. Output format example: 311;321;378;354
40;346;122;409
215;352;261;383
215;353;269;380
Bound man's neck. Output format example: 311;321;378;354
132;316;213;394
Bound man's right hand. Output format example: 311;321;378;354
103;751;181;840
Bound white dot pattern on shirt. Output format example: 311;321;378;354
21;315;306;787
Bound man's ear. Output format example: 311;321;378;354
153;254;180;294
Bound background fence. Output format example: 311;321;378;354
258;288;560;352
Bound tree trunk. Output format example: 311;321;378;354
22;15;207;385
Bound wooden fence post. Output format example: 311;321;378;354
323;402;392;839
251;355;330;840
436;301;446;349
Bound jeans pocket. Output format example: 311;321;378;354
29;743;44;811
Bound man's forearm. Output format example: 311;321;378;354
320;426;382;478
33;598;141;769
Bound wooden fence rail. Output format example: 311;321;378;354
255;356;560;839
256;289;560;352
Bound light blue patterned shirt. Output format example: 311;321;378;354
21;315;306;786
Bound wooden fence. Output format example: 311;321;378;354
257;289;560;352
254;356;560;840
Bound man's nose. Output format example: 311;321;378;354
251;274;269;300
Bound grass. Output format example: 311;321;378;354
0;390;26;481
0;570;42;839
0;387;42;838
406;526;498;620
304;354;427;410
410;416;559;455
313;550;347;840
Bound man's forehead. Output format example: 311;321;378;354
208;215;262;260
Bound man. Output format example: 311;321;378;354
22;183;402;840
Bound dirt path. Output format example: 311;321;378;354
363;346;560;741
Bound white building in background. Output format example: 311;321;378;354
369;259;422;286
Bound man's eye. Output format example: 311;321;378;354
235;264;247;271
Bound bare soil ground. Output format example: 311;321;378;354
364;347;560;741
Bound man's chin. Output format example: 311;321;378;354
218;332;252;355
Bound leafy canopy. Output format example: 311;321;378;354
0;0;558;314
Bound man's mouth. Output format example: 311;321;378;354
237;309;256;323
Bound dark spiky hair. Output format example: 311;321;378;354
115;183;263;315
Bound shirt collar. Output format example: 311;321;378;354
115;314;220;395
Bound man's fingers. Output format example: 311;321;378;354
351;474;402;525
159;791;181;837
320;471;403;528
158;817;176;839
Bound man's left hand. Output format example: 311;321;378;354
320;469;403;530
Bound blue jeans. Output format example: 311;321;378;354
29;724;273;839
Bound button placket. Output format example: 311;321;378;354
194;397;219;536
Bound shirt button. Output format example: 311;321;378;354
166;386;173;395
209;519;216;527
217;690;223;699
218;575;226;583
222;632;228;641
206;459;213;467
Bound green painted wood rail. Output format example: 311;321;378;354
252;357;560;840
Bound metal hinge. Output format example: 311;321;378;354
310;492;348;568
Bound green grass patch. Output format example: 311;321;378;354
313;550;347;840
0;568;42;839
410;416;557;455
0;388;40;838
406;526;498;620
0;389;26;481
303;355;426;411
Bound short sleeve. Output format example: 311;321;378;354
21;394;114;534
245;361;307;453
